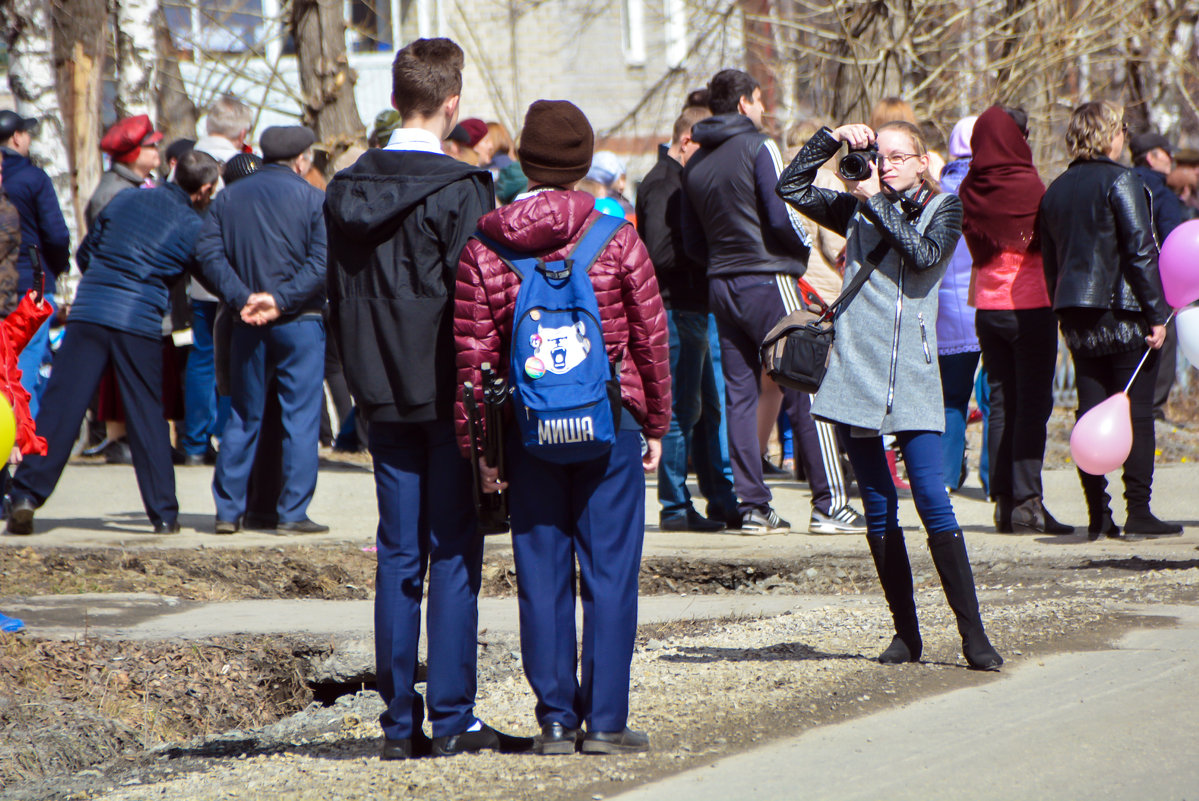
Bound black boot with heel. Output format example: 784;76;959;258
927;529;1003;671
867;530;922;664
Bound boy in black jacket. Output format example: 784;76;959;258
324;37;528;760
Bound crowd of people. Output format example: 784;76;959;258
0;34;1194;749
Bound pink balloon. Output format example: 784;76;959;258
1159;219;1199;309
1070;392;1132;475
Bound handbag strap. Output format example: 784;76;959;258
818;181;938;321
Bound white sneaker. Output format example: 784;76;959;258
809;506;867;534
740;507;791;535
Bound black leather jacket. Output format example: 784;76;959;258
1038;157;1170;325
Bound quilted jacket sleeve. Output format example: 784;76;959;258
777;128;860;237
615;224;671;438
453;238;502;458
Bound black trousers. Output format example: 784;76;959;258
976;308;1057;503
1072;345;1160;516
13;322;177;526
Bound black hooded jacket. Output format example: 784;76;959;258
680;113;810;278
324;149;494;424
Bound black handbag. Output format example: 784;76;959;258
759;262;874;394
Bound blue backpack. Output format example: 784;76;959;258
475;213;626;464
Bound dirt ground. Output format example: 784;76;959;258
4;548;1199;800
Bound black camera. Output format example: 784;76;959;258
838;144;879;182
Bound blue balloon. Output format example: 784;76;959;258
594;197;627;219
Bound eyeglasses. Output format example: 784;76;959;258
881;153;919;166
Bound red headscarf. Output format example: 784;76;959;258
958;105;1045;265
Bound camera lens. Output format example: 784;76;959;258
838;152;871;182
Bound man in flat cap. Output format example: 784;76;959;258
0;109;70;415
1130;130;1185;421
87;114;163;226
195;125;329;535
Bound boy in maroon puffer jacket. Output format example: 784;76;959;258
454;100;670;755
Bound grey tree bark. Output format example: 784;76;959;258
289;0;366;174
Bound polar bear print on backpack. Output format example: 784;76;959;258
533;322;591;374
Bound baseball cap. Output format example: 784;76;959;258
0;110;39;142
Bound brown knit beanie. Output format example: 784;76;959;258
517;100;594;187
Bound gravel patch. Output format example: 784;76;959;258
68;563;1199;801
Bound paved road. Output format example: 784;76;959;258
3;460;1198;566
615;604;1199;801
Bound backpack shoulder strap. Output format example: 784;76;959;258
569;213;626;275
470;231;539;281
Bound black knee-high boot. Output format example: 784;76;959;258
867;530;922;664
927;529;1003;671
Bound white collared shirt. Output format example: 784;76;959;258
384;127;446;156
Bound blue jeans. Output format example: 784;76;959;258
213;317;324;523
939;351;980;490
183;300;231;455
18;295;55;420
840;427;958;537
370;420;481;740
657;310;737;521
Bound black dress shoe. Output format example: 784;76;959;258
532;722;581;755
381;733;433;761
153;520;181;534
276;518;330;535
214;518;240;535
104;439;133;465
660;509;725;533
5;497;35;536
581;728;650;754
432;723;533;756
182;453;207;467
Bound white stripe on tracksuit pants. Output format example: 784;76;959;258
774;274;849;515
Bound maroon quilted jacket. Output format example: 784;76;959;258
454;190;671;457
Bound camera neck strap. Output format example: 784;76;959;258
819;181;937;321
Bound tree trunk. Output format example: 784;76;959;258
154;7;198;147
51;0;108;235
290;0;366;175
1;0;78;244
113;0;158;121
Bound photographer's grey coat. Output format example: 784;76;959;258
777;128;963;434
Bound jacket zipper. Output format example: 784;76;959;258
918;312;931;364
885;263;903;414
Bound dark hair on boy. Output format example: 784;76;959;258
391;38;464;120
173;150;221;193
684;88;709;111
1001;105;1029;137
707;69;759;115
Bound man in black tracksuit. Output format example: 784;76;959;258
681;69;862;535
324;38;527;761
637;105;738;532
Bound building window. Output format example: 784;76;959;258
621;0;646;67
348;0;394;53
164;0;268;55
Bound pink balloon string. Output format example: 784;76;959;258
1122;310;1176;395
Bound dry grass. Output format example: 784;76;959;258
0;634;321;788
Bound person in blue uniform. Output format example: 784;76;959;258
194;126;329;536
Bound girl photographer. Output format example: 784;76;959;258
777;121;1003;671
